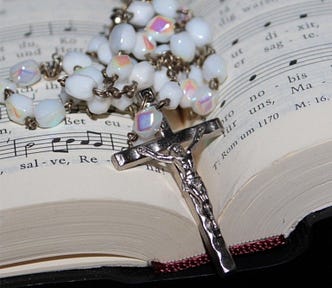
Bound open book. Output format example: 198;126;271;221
1;0;332;280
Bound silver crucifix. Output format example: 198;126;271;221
111;90;236;276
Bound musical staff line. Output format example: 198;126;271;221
0;130;128;160
0;20;105;42
212;42;332;111
215;1;332;52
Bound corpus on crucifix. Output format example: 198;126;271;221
111;89;236;276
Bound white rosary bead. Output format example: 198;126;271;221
109;23;137;54
132;32;156;60
34;99;66;128
87;35;108;53
189;65;204;86
129;61;154;90
146;15;175;43
191;85;216;116
106;54;134;81
133;105;163;139
170;31;196;62
186;17;213;48
128;1;155;27
153;0;179;18
0;79;16;103
65;74;97;101
112;96;133;111
91;62;106;72
59;87;81;106
179;78;199;109
202;54;227;83
87;95;112;115
76;66;104;86
157;81;183;110
10;60;41;87
97;42;113;65
62;51;92;75
153;67;169;92
5;93;34;124
153;44;170;55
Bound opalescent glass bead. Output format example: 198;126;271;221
186;17;213;47
145;15;175;43
106;55;134;81
109;23;137;54
191;86;216;116
179;78;199;108
158;81;183;110
62;51;92;74
129;61;155;89
9;60;41;87
97;42;113;65
65;74;96;101
189;65;204;86
5;93;34;124
170;31;196;62
34;99;66;128
133;106;163;139
153;44;170;55
202;54;227;83
75;66;104;86
128;1;155;27
153;0;179;18
87;95;112;115
87;35;108;53
132;32;156;60
153;67;169;92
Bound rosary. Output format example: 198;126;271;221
0;0;236;276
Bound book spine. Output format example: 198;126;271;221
151;235;286;273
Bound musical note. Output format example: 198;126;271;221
80;131;103;147
24;142;35;157
12;139;17;157
52;137;75;153
99;24;110;36
289;59;298;66
249;74;257;81
64;21;76;32
299;13;308;19
232;39;239;46
109;134;115;150
219;100;226;109
264;21;271;27
48;22;53;35
24;24;33;37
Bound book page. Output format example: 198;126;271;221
0;0;210;270
0;0;190;213
189;0;332;244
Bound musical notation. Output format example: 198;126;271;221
218;43;332;105
0;20;104;45
23;24;33;37
249;74;257;81
215;1;331;52
289;59;298;66
0;130;128;160
300;13;308;18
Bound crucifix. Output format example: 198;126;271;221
111;89;236;276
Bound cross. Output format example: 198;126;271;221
111;91;236;276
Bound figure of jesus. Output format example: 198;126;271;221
137;126;234;273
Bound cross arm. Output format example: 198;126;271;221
111;118;224;171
